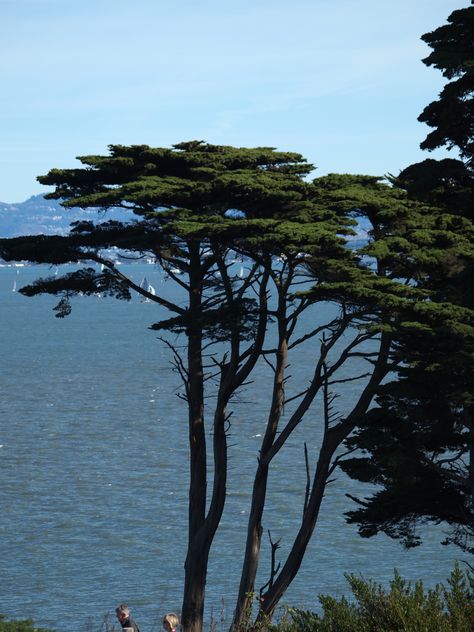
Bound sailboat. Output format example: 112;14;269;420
12;269;19;292
139;276;155;302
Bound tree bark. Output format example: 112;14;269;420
256;428;339;621
181;243;207;632
256;332;392;622
181;251;268;632
233;282;288;629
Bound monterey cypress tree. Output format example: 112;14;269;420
1;142;473;631
0;141;356;632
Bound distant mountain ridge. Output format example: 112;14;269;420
0;194;131;238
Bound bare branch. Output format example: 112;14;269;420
259;530;281;597
159;337;190;399
346;493;370;508
327;447;358;478
262;353;276;374
287;319;340;350
90;253;186;314
303;443;310;517
284;387;310;406
328;372;372;386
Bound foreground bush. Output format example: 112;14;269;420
0;615;55;632
281;564;473;632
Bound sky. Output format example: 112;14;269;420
0;0;468;203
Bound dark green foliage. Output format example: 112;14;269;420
418;3;474;163
0;142;351;331
0;615;55;632
305;173;474;337
338;188;474;551
19;268;132;318
394;159;474;220
341;321;474;553
302;172;474;556
336;5;474;556
37;142;313;218
280;565;474;632
19;267;132;298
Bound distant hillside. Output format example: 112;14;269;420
0;195;132;237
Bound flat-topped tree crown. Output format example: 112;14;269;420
37;141;314;219
0;142;359;309
0;142;357;328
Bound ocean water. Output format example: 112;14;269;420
0;264;461;631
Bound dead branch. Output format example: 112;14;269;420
259;530;282;597
329;372;372;386
346;493;370;507
303;443;310;517
327;447;358;478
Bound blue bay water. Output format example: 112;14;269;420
0;264;460;631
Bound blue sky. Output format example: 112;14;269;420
0;0;467;202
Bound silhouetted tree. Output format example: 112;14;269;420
341;2;474;556
418;1;474;164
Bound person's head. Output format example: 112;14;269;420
116;604;130;624
163;612;179;632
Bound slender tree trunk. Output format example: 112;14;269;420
181;244;207;632
256;333;392;622
182;249;256;632
256;429;339;621
233;285;288;630
181;353;234;632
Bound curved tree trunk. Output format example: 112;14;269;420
255;428;340;621
181;251;270;632
255;333;392;622
233;283;288;629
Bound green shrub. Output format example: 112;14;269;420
0;615;55;632
280;564;474;632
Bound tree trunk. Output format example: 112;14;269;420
181;244;207;632
256;333;392;622
182;535;211;632
233;285;288;629
182;248;249;632
256;429;339;621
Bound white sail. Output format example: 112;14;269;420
139;276;155;302
12;269;19;291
